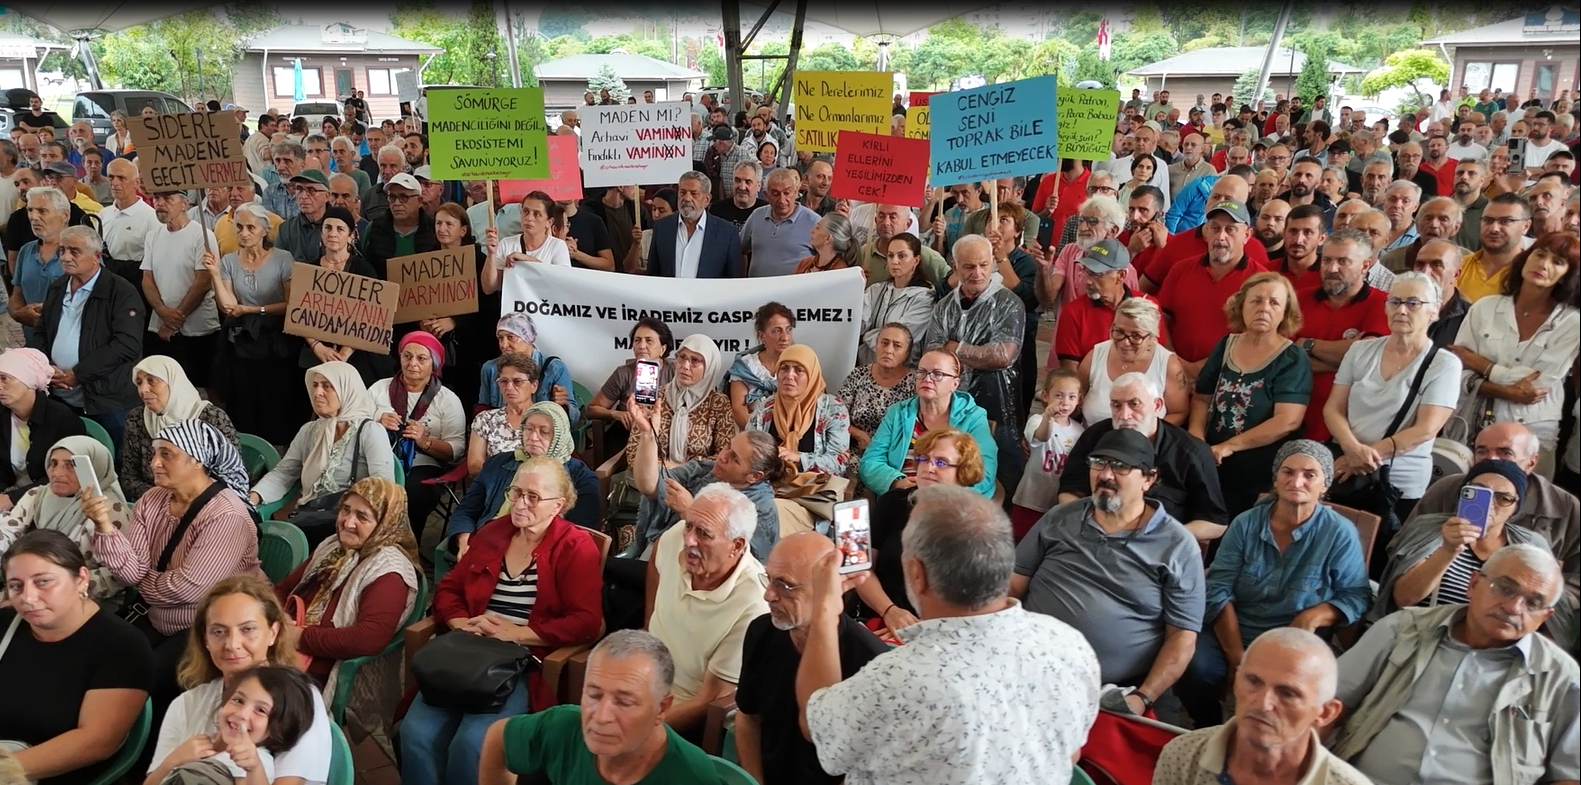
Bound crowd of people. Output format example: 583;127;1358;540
0;79;1577;785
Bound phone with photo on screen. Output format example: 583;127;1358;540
833;499;872;574
1458;485;1495;535
633;359;662;406
70;455;101;498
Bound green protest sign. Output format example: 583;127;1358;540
1057;89;1121;162
428;88;550;180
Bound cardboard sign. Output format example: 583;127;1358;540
831;132;930;207
930;75;1059;186
387;246;479;323
127;112;249;191
1058;89;1121;162
428;88;549;180
793;70;893;153
499;135;584;204
908;91;935;108
580;101;694;187
285;263;399;354
905;91;936;141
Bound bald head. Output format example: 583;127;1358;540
106;158;137;178
1475;421;1542;473
1244;627;1339;702
1208;173;1251;205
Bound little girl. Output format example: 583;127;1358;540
1010;368;1085;541
152;666;316;785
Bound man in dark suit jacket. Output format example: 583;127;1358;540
646;171;743;278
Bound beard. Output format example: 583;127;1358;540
1075;233;1099;251
1289;182;1312;198
1322;275;1352;297
678;204;703;222
768;606;799;631
1094;487;1123;514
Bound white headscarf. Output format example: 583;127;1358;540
36;436;128;536
660;334;725;464
134;356;210;438
301;362;378;495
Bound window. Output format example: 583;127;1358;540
273;66;323;98
368;67;392;95
1460;61;1520;93
0;69;23;91
1536;63;1557;100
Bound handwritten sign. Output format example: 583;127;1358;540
793;70;892;153
930;75;1059;186
831;132;929;207
499;135;584;204
428;88;549;180
579;101;694;187
285;263;399;354
905;91;935;141
127;112;249;191
387;246;479;323
1058;89;1121;162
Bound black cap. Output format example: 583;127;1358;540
1090;429;1156;471
711;126;734;141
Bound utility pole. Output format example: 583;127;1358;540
1253;0;1294;104
501;0;522;88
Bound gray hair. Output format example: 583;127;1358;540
1326;227;1375;258
1114;297;1161;337
1483;544;1564;607
1244;627;1339;702
59;225;103;257
818;213;857;258
1323;165;1347;181
1079;194;1126;228
692;482;757;543
590;629;675;697
1386;179;1423;200
733;160;763;182
765;167;800;189
1088;169;1117;188
1364;158;1395;177
232;202;276;249
679;170;712;196
951;234;992;264
1112;371;1161;402
1419;196;1464;223
330;136;355;151
1390;271;1442;315
271;141;305;160
0;139;15;167
328;172;359;191
901;485;1015;610
1491;110;1508;122
377;143;406;163
304;133;328;147
25;186;70;214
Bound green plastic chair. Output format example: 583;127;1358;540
722;725;739;764
433;541;457;586
80;417;114;457
238;433;281;484
83;699;151;785
256;481;299;521
329;572;430;724
711;756;758;784
259;520;310;583
570;381;593;453
1072;766;1098;785
327;721;354;785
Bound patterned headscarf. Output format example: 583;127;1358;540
293;477;419;627
515;401;574;463
496;312;538;345
154;421;251;501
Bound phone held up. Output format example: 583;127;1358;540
1458;484;1495;535
633;358;662;407
833;499;872;574
71;455;102;498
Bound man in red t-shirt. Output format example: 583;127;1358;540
1140;173;1268;292
1050;239;1164;368
1418;134;1458;199
1158;200;1267;377
1294;229;1391;441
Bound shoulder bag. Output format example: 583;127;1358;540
1326;347;1442;530
410;630;541;713
118;481;228;625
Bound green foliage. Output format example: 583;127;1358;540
1234;68;1272;103
1359;48;1448;101
1025;38;1082;81
1059;11;1104;47
800;42;860;73
907;32;970;90
697;47;726;86
543;36;586;61
390;0;505;87
744;40;789;94
1293;40;1334;105
537;9;596;41
95;5;283;100
583;34;668;61
98;27;181;93
1070;47;1116;88
587;63;630;102
1109;30;1179;77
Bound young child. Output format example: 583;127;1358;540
1010;368;1085;541
154;666;316;785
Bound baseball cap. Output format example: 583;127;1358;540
1205;199;1252;225
289;169;331;190
384;172;420;192
710;126;734;141
1076;239;1131;274
413;164;433;182
1090;429;1156;472
41;161;77;178
1328;139;1352;155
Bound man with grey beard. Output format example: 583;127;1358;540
734;533;887;785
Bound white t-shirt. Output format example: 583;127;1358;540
1445;141;1488;161
1523;137;1567;169
368;377;468;469
140;220;220;336
0;171;17;227
100;198;161;262
1334;337;1463;498
150;678;333;785
1014;414;1084;512
496;232;571;268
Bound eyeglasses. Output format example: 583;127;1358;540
908;454;958;469
916;369;959;382
1480;216;1527;226
1088;457;1139;475
1109;327;1152;344
1485;575;1554;612
1086;187;1118;196
506;487;561;507
387;193;418;203
497;377;533;387
674;353;706;368
1075;216;1107;226
1385;297;1430;310
1487;490;1520;508
767;577;802;595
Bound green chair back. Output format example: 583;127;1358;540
433;540;457;586
570;381;593;451
256;481;300;521
84;699;151;785
391;450;405;486
1072;766;1098;785
238;433;281;483
80;417;114;457
711;756;758;784
328;722;354;785
259;520;310;583
722;725;739;764
329;572;430;723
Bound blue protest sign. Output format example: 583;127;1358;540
930;75;1059;186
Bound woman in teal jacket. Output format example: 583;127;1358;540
858;348;998;497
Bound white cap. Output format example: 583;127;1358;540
384;172;420;192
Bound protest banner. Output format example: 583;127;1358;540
127;112;249;191
793;70;892;153
905;91;935;141
1057;88;1121;161
579;102;694;187
930;75;1059;186
428;88;549;180
285;263;400;354
831;132;930;207
499;135;584;204
387;246;479;323
500;264;864;388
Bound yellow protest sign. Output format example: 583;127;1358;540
905;91;934;140
793;71;892;153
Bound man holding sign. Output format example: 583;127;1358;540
141;188;221;388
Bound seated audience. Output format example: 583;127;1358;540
586;318;675;452
0;531;152;785
800;485;1101;783
836;325;917;464
0;436;128;604
121;356;240;501
859;349;997;497
477;312;580;426
0;348;86;507
1175;441;1371;728
465;352;538;476
746;344;850;477
370;332;466;538
1077;297;1188;427
621;334;735;470
727;302;796;429
404;457;603;785
857;233;934;364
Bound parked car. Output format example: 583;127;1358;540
73;89;192;145
292;100;345;122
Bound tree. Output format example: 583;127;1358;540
1069;45;1116;88
1109;30;1179;77
543;35;586;61
1058;11;1104;48
1234;68;1272;104
390;0;505;87
588;63;631;102
906;34;971;90
697;47;727;86
1293;44;1333;105
95;6;280;101
1359;48;1448;104
800;42;859;73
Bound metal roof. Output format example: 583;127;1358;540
1423;13;1581;46
245;23;441;55
534;53;704;82
1127;46;1363;77
0;30;66;55
0;1;224;33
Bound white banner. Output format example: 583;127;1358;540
501;265;865;389
580;101;695;187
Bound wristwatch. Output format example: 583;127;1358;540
1302;338;1317;355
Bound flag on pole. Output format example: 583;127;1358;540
1097;18;1112;62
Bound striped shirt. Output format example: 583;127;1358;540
1418;547;1484;608
486;558;539;625
91;486;263;635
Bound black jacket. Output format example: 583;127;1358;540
29;267;144;415
0;391;86;501
363;210;438;280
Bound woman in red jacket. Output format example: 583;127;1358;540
400;455;603;785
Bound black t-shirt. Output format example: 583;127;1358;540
709;198;766;229
1056;419;1230;526
565;210;613;269
735;613;887;785
5;203;92;256
0;607;154;785
14;111;58;132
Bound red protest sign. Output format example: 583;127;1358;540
830;131;930;208
908;91;936;108
499;135;582;204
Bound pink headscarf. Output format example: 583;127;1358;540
0;348;55;391
399;331;446;378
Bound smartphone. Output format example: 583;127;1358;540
70;455;101;498
1506;137;1528;176
633;359;662;406
1458;485;1495;535
832;499;872;574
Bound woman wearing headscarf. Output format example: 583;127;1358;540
249;362;395;542
0;347;86;511
621;334;735;470
746;344;851;476
0;435;129;604
85;419;263;709
275;477;420;745
370;332;466;540
587;318;675;454
443;401;600;557
301;206;393;385
477;312;580;425
119;356;240;501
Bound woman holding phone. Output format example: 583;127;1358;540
0;436;130;605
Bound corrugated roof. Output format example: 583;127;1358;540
244;24;441;55
1127;46;1363;77
534;53;705;81
1;1;224;34
1423;14;1581;46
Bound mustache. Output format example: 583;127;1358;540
1096;479;1121;492
684;547;703;561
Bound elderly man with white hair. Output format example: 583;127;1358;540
1379;180;1423;253
643;482;769;736
1332;544;1579;784
1380;196;1461;273
1154;628;1370;784
1035;195;1140;311
740;168;819;277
